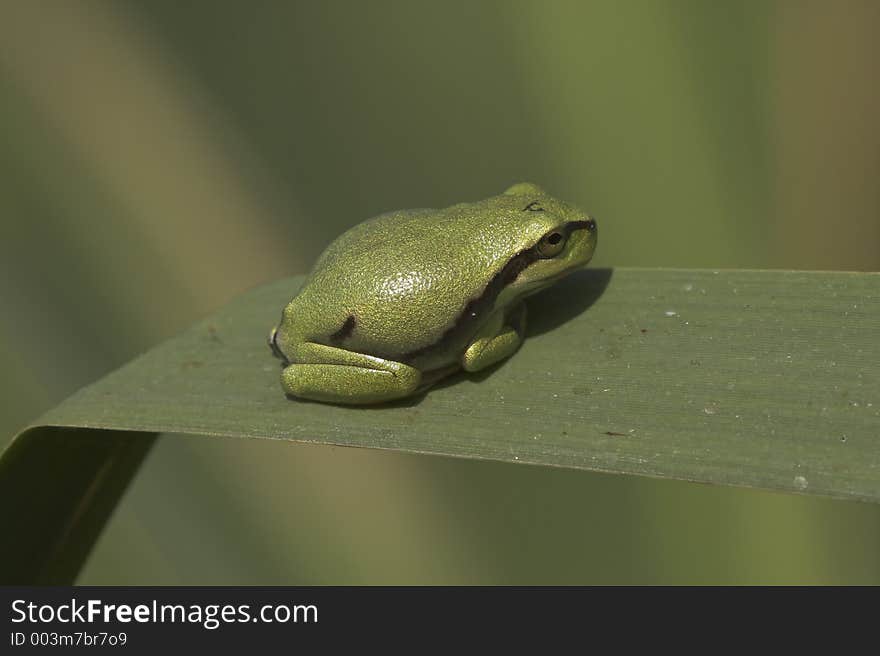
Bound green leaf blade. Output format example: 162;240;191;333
2;268;879;582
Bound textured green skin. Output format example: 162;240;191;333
271;183;597;404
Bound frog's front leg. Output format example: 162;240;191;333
462;302;526;372
282;342;421;404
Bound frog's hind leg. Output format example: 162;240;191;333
281;342;422;405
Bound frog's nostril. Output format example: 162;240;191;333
586;218;597;232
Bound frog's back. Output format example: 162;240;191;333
286;203;536;367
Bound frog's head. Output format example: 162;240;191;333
495;182;598;302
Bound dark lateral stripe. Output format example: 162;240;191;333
402;220;590;363
330;314;357;342
402;248;540;362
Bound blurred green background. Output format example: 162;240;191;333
2;1;879;583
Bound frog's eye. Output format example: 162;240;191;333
536;231;566;258
523;200;544;212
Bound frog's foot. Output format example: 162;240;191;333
462;303;526;373
415;363;462;394
281;342;421;405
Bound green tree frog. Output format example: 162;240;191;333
269;183;597;404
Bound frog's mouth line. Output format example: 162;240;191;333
519;265;583;300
